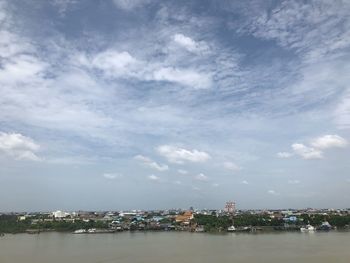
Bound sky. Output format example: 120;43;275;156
0;0;350;212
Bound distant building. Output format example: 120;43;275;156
175;211;193;225
224;201;236;214
119;212;137;217
52;210;70;219
18;216;27;221
283;216;297;223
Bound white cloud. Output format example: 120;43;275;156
173;33;209;54
311;135;348;149
173;34;196;51
103;173;122;180
134;155;169;171
288;180;300;185
0;132;41;161
241;180;249;185
153;67;212;89
0;55;47;85
212;183;219;187
292;143;323;159
193;186;200;191
148;174;160;181
195;173;209;182
178;169;188;175
157;145;211;164
89;50;139;78
289;135;347;160
223;161;241;171
77;49;212;89
173;180;182;185
113;0;151;10
267;190;279;195
277;152;293;158
0;32;33;59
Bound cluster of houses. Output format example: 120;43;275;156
10;207;350;233
16;209;196;232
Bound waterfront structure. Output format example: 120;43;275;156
227;225;236;232
300;224;316;232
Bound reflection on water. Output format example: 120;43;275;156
1;231;350;263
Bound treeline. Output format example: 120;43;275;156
0;215;31;233
194;215;232;231
301;214;350;227
194;214;284;231
31;220;109;232
234;214;284;227
194;213;350;231
0;215;108;233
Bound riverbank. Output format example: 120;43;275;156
2;213;350;234
1;226;349;235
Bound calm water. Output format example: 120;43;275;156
1;231;350;263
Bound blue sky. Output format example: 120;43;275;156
0;0;349;211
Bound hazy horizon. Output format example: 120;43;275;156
2;206;350;214
1;0;350;211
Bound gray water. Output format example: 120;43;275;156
1;231;349;263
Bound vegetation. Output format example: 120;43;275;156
193;213;350;231
31;220;109;232
194;215;232;231
234;214;284;227
0;215;108;233
0;215;31;233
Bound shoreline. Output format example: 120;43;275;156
2;227;349;235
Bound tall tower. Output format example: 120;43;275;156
224;201;236;214
225;201;236;226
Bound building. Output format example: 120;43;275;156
52;210;70;219
175;211;193;225
224;201;236;214
18;216;27;221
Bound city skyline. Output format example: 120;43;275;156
0;0;350;211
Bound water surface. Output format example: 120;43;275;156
1;231;349;263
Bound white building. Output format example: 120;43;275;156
52;210;70;218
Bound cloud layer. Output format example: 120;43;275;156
0;0;350;210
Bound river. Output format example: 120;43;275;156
1;231;349;263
